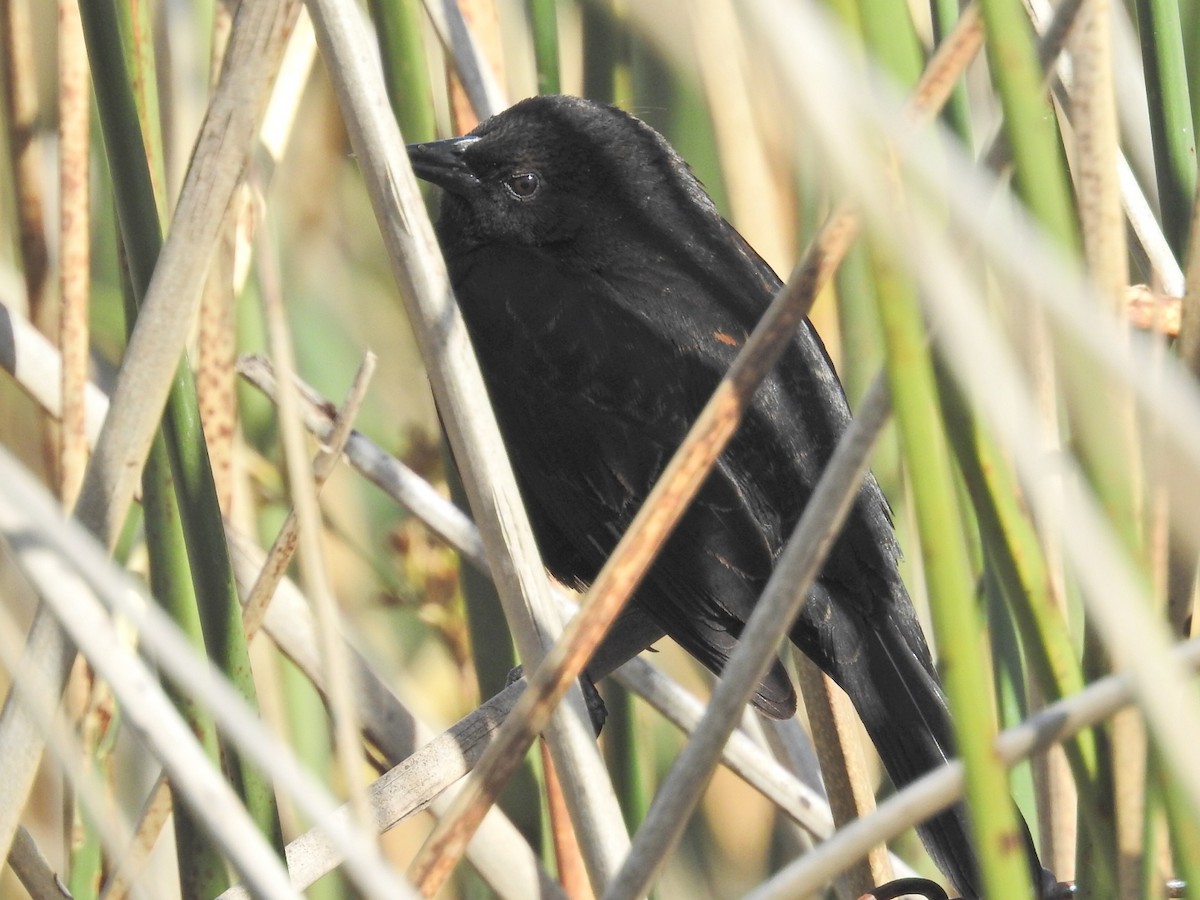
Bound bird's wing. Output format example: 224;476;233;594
507;385;801;719
669;215;911;620
452;243;800;715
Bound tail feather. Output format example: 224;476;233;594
859;625;985;898
822;614;1043;898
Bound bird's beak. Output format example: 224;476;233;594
407;136;481;194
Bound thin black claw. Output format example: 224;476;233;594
580;673;608;736
1039;869;1073;899
865;873;1080;900
504;664;525;688
863;877;949;900
503;665;609;736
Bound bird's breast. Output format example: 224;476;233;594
450;245;702;408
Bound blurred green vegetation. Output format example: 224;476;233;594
0;0;1198;898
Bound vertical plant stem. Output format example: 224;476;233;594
542;744;590;899
1146;0;1200;699
112;0;168;221
141;430;231;898
1133;0;1197;257
257;226;372;836
977;0;1080;253
937;362;1116;891
78;0;286;851
582;0;630;105
59;0;91;509
874;264;1033;897
603;685;650;835
795;655;892;894
692;0;794;273
59;8;102;886
1159;749;1200;896
374;0;547;850
930;0;976;145
196;208;239;514
446;0;504;130
528;0;561;95
1178;181;1200;380
101;775;172;900
978;0;1096;885
1071;3;1147;892
369;0;437;142
0;0;49;320
450;465;548;852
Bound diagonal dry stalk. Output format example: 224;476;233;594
0;447;420;898
304;0;632;885
242;354;376;638
601;371;893;900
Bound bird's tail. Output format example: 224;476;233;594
852;621;981;896
847;619;1043;899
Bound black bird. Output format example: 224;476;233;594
409;95;1047;898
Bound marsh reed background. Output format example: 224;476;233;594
0;0;1198;897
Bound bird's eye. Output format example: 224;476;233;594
503;172;540;199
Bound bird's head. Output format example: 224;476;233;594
407;95;720;266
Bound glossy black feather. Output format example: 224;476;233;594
409;95;1048;898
